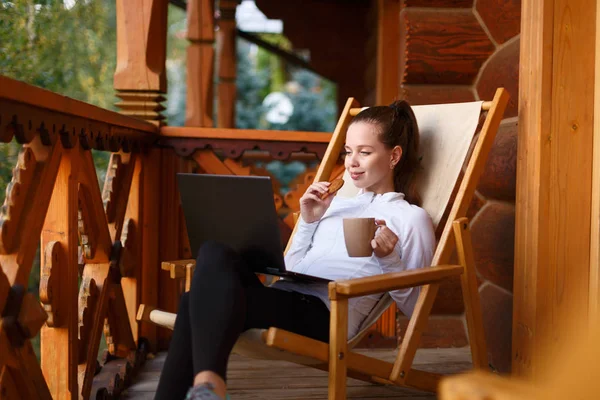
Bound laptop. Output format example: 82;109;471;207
177;173;330;283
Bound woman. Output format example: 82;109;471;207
155;101;436;400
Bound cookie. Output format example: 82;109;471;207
321;178;345;200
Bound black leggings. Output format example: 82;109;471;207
155;241;330;399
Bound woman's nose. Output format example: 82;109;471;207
346;153;359;168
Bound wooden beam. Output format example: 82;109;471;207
590;0;600;321
139;149;161;350
114;0;168;123
121;156;144;343
0;76;156;134
160;126;332;142
376;0;401;104
514;0;596;378
186;0;215;127
40;145;80;399
217;1;238;128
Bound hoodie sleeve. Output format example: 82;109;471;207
284;218;319;269
376;206;436;317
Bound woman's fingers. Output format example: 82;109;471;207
307;182;329;197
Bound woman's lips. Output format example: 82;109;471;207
350;172;364;180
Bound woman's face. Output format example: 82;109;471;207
344;121;400;194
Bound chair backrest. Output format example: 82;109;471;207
337;101;483;232
335;100;484;346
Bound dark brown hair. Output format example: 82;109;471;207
350;100;421;205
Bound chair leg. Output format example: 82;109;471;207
391;283;440;384
453;218;488;369
329;294;348;400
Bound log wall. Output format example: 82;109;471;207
387;0;520;373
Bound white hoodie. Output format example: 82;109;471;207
273;190;436;338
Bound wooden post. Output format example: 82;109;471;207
114;0;168;123
376;0;400;105
514;0;596;379
113;0;168;350
186;0;215;127
590;0;600;322
40;147;80;399
217;0;239;128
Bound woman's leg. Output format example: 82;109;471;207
157;241;331;398
155;292;195;400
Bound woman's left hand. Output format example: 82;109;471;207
371;219;399;258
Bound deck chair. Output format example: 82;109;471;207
137;88;510;398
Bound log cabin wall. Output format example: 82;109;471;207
255;0;520;368
392;0;520;373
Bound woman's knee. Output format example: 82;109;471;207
193;241;243;282
196;241;237;264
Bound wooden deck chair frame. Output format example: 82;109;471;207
137;88;510;399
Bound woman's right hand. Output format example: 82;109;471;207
299;181;335;223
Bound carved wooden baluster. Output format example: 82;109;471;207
0;147;36;255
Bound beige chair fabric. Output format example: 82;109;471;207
233;100;483;361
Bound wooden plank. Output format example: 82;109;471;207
40;145;79;399
78;149;112;263
157;149;181;349
452;219;488;369
187;0;214;41
328;286;348;400
391;283;440;384
160;126;332;142
114;0;167;93
121;155;143;342
376;0;401;104
140;149;161;350
514;0;595;378
105;282;136;357
1;139;63;286
590;0;600;321
0;367;21;400
217;0;237;128
13;340;52;399
193;149;234;175
186;43;214;127
0;76;156;134
102;153;137;242
334;265;463;297
432;88;509;267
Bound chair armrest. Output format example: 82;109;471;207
161;259;196;279
330;265;464;298
439;371;539;400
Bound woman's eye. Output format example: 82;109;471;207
360;151;371;156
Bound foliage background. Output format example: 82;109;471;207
0;0;336;357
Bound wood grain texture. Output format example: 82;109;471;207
400;9;495;84
453;219;488;369
514;0;596;378
40;145;79;399
114;0;168;92
376;0;401;104
139;149;161;350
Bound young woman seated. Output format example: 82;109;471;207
155;101;436;400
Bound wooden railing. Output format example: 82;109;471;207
0;75;340;399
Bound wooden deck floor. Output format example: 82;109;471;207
120;347;472;399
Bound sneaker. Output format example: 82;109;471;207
184;383;224;400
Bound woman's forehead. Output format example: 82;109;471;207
346;122;382;146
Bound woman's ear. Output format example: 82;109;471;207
391;146;403;166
